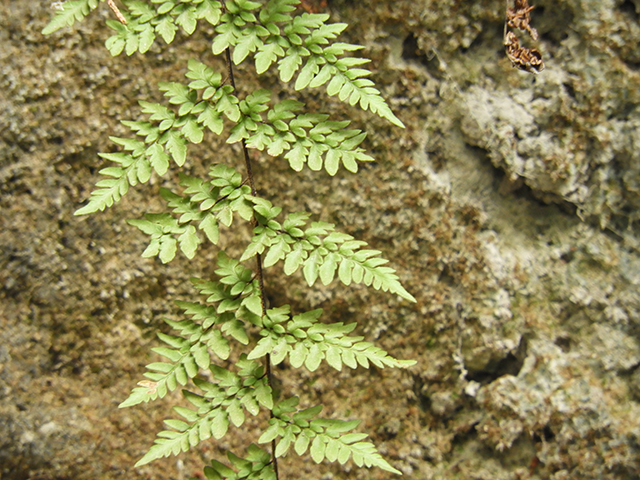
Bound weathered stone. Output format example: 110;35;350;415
3;1;640;479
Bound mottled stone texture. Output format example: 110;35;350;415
2;0;640;479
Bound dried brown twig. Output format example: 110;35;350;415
504;31;544;74
504;0;544;74
507;0;538;40
107;0;127;25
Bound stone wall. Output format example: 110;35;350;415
1;1;639;479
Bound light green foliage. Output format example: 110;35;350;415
117;267;264;409
258;398;401;474
204;445;276;480
74;51;384;215
134;355;274;466
42;0;100;35
249;307;416;371
128;165;255;262
44;0;414;477
105;0;223;55
231;91;375;174
241;199;416;301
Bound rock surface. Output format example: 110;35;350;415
2;1;640;479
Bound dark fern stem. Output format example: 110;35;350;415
224;45;279;480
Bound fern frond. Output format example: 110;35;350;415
231;100;375;175
74;166;130;216
211;0;264;55
258;398;401;474
324;67;405;128
104;0;223;56
119;328;209;408
167;310;232;360
127;213;199;263
241;199;416;302
51;1;413;477
135;403;230;467
186;253;264;325
120;261;269;411
42;0;99;35
75;62;242;216
74;127;186;215
136;357;273;467
247;307;416;371
155;164;254;248
201;444;276;480
204;1;404;126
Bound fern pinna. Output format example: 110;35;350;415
44;0;416;477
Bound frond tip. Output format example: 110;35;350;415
258;397;403;474
242;199;416;302
248;306;417;371
42;0;99;35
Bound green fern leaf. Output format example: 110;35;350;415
249;305;415;372
138;24;156;53
254;381;273;410
145;143;170;175
278;48;304;82
127;0;155;20
210;409;230;439
155;16;178;43
165;130;187;165
178;225;200;259
255;40;285;73
74;175;129;216
233;25;268;64
212;21;242;54
289;342;308;368
42;0;98;35
195;0;223;25
310;435;326;463
295;56;321;90
182;118;204;143
203;446;275;480
207;330;231;360
135;412;216;466
175;6;198;34
227;398;245;427
245;205;416;301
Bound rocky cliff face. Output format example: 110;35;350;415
2;1;639;479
